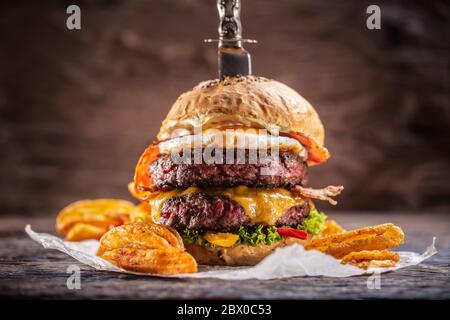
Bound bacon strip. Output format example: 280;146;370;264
294;185;344;205
282;131;330;166
133;142;160;200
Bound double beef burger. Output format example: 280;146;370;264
132;76;343;266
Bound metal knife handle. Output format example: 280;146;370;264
217;0;243;47
211;0;255;79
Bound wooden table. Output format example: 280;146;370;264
1;213;448;299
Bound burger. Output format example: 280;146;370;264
131;75;343;266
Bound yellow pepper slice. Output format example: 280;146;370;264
204;232;239;247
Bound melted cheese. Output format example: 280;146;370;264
148;186;305;225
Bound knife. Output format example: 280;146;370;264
205;0;256;79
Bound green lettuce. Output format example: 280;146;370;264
296;208;327;235
181;228;201;244
237;225;282;246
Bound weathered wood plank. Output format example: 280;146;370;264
0;213;449;299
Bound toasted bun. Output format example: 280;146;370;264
185;237;309;266
157;76;329;165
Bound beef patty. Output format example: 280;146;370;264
150;151;308;190
158;193;311;231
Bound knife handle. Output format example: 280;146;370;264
217;0;242;45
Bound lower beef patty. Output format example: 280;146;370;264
150;151;308;190
158;193;311;232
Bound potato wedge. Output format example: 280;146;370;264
341;249;400;263
100;247;197;274
358;260;397;269
97;223;176;256
341;250;400;269
56;199;134;237
319;220;345;237
65;223;108;241
97;222;197;274
305;223;404;258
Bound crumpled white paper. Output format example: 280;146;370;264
25;225;437;280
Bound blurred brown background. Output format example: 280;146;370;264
0;0;449;216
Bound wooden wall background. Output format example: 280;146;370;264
0;0;449;216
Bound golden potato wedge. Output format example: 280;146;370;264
358;260;397;269
97;223;177;256
100;247;197;274
341;250;400;269
129;203;184;248
305;223;404;258
341;249;400;264
319;220;345;237
65;223;108;241
97;222;197;274
56;199;134;240
165;225;185;250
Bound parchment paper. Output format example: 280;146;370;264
25;225;437;280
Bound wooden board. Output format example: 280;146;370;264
0;213;448;299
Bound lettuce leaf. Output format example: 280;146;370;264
238;225;281;246
181;228;201;244
296;208;327;235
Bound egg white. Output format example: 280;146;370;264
158;131;307;160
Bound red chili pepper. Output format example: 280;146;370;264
276;227;308;240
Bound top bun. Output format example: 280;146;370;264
157;76;329;165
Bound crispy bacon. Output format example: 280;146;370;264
294;185;344;205
282;131;330;166
133;142;160;200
